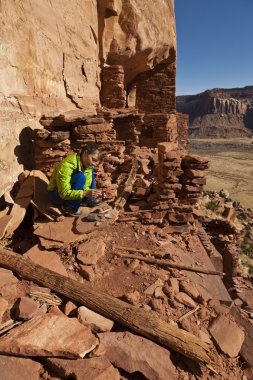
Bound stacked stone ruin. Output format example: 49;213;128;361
32;56;209;225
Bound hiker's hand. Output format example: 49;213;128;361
83;189;102;198
83;190;93;197
91;189;102;198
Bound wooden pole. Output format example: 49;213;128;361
114;251;225;276
0;248;215;364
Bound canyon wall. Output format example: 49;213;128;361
177;86;253;138
0;0;176;196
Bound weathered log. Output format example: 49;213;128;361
114;251;225;276
0;248;215;364
113;158;139;212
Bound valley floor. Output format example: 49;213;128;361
190;138;253;209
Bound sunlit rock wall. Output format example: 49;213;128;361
0;0;176;196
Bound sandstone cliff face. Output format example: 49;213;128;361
0;0;176;196
177;86;253;138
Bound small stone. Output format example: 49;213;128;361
17;297;40;320
78;306;114;332
180;281;199;300
175;292;196;308
64;301;77;317
168;278;179;293
124;291;141;306
104;213;112;219
154;286;165;299
79;265;96;281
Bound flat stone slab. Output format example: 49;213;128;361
45;356;120;380
34;218;82;249
209;314;245;357
98;331;177;380
24;246;69;277
179;236;231;302
0;355;42;380
0;314;98;358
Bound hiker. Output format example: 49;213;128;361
48;143;103;216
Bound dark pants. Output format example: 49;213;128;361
48;172;93;210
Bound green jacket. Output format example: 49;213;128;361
48;153;93;200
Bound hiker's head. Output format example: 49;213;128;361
80;143;101;167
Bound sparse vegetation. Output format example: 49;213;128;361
241;236;253;260
205;200;219;212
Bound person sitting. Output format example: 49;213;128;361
48;143;102;216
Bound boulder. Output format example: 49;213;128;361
209;314;245;357
0;314;98;358
78;306;113;333
98;331;177;380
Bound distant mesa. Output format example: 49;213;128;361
176;86;253;138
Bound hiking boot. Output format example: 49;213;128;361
81;198;103;208
61;205;82;217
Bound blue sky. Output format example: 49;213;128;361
175;0;253;95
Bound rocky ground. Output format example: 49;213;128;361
0;179;253;380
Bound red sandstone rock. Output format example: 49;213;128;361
175;292;196;308
24;247;69;277
167;278;179;293
157;142;178;153
79;265;96;281
17;297;42;320
64;301;77;317
0;355;42;380
77;306;114;332
98;331;177;380
77;239;106;265
0;314;98;358
167;213;194;225
124;291;141;306
45;356;120;380
0;298;8;322
184;169;208;178
209;314;245;357
180;281;199;300
182;154;209;164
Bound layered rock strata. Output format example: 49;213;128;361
177;86;253;138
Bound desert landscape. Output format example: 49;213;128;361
0;1;252;379
190;137;253;209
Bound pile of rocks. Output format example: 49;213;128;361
180;154;209;205
100;65;126;109
155;142;183;210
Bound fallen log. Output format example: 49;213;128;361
0;248;216;364
113;158;139;212
114;251;225;276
